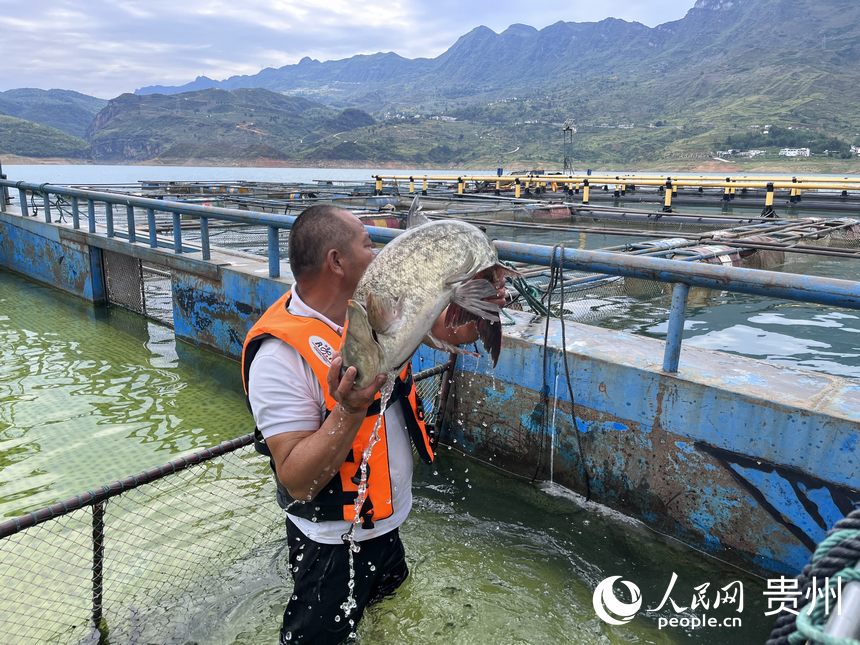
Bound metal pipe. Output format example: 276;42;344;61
663;284;690;373
200;216;210;260
172;213;182;252
105;203;113;237
71;196;79;229
87;199;95;233
490;241;860;310
17;188;28;217
126;205;136;243
147;208;157;248
91;501;105;630
4;181;859;309
268;225;280;278
42;191;51;223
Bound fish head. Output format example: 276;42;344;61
341;299;386;389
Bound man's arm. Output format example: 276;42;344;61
265;355;385;502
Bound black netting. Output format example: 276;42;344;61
0;444;282;644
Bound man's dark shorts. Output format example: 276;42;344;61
281;517;409;644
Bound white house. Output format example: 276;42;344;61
779;148;810;157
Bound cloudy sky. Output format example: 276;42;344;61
0;0;693;99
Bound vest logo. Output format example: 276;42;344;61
309;336;335;365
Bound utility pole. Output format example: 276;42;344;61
562;120;575;174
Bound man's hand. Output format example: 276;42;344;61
327;353;386;414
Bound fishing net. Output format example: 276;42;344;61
0;369;448;644
0;442;282;644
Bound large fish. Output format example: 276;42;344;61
341;199;514;388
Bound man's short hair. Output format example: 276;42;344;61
288;204;354;279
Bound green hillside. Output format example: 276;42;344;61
87;89;375;162
0;89;106;138
0;115;89;158
5;0;860;167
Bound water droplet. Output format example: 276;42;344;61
369;564;376;571
285;631;292;641
335;615;341;623
296;553;303;561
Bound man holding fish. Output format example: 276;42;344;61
241;200;510;644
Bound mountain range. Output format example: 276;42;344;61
2;0;859;166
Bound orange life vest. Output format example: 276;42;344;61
241;290;434;528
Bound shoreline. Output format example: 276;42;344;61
3;154;859;175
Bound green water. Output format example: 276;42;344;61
0;269;776;643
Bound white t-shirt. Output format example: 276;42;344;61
247;288;414;544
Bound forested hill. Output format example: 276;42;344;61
4;0;860;165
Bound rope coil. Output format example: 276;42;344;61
768;510;860;645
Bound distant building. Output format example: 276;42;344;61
851;145;860;156
738;149;765;158
779;148;810;157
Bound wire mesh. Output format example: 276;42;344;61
0;364;448;644
0;444;282;644
103;250;144;315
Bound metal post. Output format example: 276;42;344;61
408;177;414;194
92;501;105;630
268;225;280;278
126;205;136;243
762;182;776;217
583;179;590;205
200;216;210;260
375;176;383;195
663;283;690;373
514;178;521;199
105;203;114;237
663;179;673;212
18;188;29;216
147;209;157;248
172;212;182;252
422;177;428;195
457;177;464;195
71;196;80;229
0;162;6;212
87;199;96;233
43;191;51;223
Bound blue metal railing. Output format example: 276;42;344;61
3;179;860;374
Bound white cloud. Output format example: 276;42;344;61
0;0;693;98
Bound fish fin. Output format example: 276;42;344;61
343;300;385;387
449;279;501;322
476;318;502;366
365;291;403;333
406;195;430;229
423;333;480;357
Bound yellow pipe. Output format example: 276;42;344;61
583;180;590;205
514;179;521;199
408;178;415;194
457;178;464;195
664;185;673;210
422;177;428;193
374;174;860;191
765;183;775;207
375;176;383;193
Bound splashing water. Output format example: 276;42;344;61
339;375;397;625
